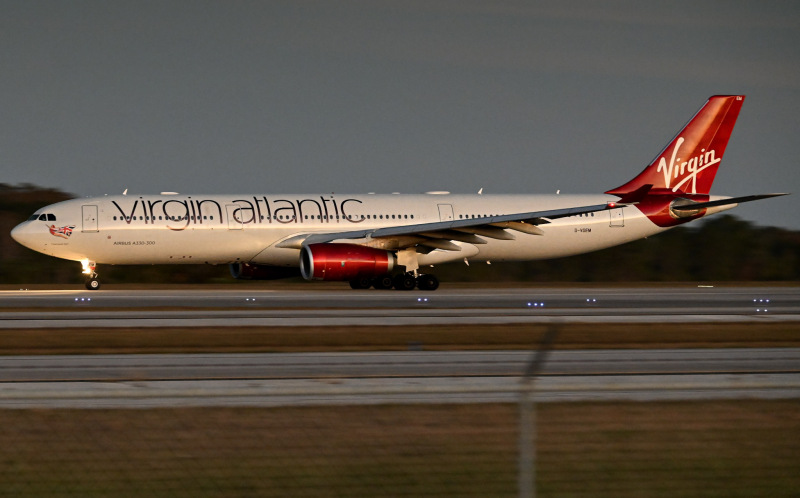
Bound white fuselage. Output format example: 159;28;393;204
11;192;724;269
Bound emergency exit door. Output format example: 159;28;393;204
609;207;625;227
438;204;454;221
82;205;98;232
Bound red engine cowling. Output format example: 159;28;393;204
230;263;301;280
300;243;396;281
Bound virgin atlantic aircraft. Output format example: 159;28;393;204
11;95;786;290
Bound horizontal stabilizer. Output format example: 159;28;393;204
615;184;653;203
670;193;789;212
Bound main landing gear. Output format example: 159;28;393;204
81;260;101;290
349;273;439;291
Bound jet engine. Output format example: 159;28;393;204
300;243;396;281
230;263;301;280
669;197;705;219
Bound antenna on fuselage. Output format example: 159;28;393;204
122;189;128;195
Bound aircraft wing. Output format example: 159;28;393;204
282;202;618;251
669;193;788;212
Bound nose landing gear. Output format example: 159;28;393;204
85;276;100;290
81;260;101;290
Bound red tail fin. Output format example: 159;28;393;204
606;95;745;197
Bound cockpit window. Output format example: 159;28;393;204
29;213;56;221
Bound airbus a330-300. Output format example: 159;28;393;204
11;95;786;290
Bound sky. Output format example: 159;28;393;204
1;1;799;229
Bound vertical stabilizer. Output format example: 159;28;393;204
606;95;745;196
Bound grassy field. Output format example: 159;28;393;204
1;321;799;355
0;400;798;497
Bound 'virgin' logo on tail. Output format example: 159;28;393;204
656;137;720;194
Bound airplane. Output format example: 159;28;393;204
11;95;787;291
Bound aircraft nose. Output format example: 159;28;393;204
10;223;23;243
10;222;38;250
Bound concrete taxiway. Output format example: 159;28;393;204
1;349;798;408
3;349;799;382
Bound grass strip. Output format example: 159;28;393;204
1;322;799;355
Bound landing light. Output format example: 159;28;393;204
526;302;545;307
417;297;429;303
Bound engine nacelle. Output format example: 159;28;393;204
230;263;301;280
300;243;396;281
669;197;705;219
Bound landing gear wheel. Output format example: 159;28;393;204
393;273;416;291
416;274;439;291
85;278;101;290
372;275;394;290
349;277;372;290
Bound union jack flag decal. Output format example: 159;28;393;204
49;225;75;239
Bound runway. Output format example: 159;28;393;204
2;349;798;408
2;286;800;327
2;286;799;408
